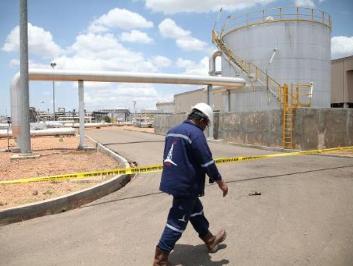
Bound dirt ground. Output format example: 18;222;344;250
119;125;155;134
0;135;121;210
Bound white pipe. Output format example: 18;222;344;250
0;123;10;129
11;69;246;153
0;128;75;138
27;69;244;87
65;123;113;128
268;48;278;65
78;80;85;149
209;50;222;76
310;82;314;99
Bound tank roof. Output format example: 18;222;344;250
218;7;331;36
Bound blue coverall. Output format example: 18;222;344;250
158;120;222;252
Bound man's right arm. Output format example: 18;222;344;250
191;135;228;197
216;180;228;197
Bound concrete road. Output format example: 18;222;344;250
1;127;353;266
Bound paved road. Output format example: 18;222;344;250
1;127;353;266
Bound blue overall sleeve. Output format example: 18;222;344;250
191;134;222;183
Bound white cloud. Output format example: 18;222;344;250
2;23;62;58
159;18;189;39
151;56;172;68
176;38;208;51
331;36;353;59
295;0;315;8
85;84;163;110
159;18;208;51
55;32;158;72
145;0;275;14
9;58;51;69
176;57;209;75
88;8;153;33
121;30;153;44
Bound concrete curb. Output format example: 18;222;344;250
0;137;132;226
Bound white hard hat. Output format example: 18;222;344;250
192;103;213;121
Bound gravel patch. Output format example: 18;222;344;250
0;135;121;210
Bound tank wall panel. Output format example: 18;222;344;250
222;20;331;110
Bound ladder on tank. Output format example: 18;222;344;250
281;84;295;148
211;30;311;149
281;83;313;148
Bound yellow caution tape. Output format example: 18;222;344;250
1;146;352;185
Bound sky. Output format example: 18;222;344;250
0;0;352;115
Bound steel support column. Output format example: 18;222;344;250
18;0;31;154
78;80;85;149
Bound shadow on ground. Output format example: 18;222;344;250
169;243;229;266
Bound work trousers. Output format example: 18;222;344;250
158;197;209;253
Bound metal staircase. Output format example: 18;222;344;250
212;30;282;102
211;30;312;149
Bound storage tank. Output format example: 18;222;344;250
218;7;332;112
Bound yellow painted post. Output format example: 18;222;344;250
282;84;289;147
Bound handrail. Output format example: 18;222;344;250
217;7;331;35
212;30;282;101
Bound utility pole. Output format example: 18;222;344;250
18;0;31;154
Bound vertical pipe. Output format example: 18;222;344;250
50;61;57;120
52;80;55;120
227;90;231;112
207;84;214;139
19;0;31;154
78;80;85;149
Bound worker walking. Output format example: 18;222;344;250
153;103;229;266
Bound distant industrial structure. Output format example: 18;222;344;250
155;7;353;150
93;108;130;123
158;7;332;114
28;107;163;128
30;107;93;123
331;55;353;108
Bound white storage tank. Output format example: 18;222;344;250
219;7;332;111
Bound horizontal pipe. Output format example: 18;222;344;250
0;128;75;138
26;69;246;88
11;69;246;153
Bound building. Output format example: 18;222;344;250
331;55;353;108
174;88;224;113
156;101;175;113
